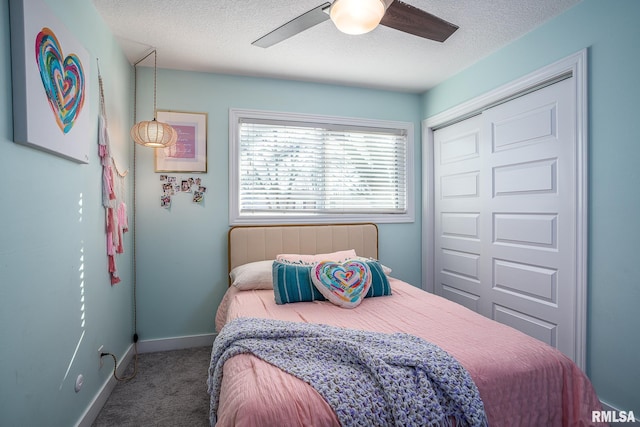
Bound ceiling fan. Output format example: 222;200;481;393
253;0;459;48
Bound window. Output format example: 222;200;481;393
229;109;414;224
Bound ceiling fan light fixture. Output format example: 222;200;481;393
330;0;386;35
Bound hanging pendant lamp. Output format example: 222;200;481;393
131;50;177;148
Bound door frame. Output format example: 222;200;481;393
421;49;588;369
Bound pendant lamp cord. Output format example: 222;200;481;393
133;49;158;120
153;50;157;120
104;50;159;381
96;55;149;382
128;49;158;372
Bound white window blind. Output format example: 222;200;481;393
230;109;414;224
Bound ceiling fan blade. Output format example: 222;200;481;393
253;2;332;48
380;1;458;42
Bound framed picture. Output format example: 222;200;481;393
155;111;208;173
9;0;91;163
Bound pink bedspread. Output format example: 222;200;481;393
213;279;603;426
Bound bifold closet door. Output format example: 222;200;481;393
433;77;578;362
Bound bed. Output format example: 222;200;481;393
209;223;602;426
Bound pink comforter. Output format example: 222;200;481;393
213;279;603;426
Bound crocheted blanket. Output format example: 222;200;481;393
208;317;488;426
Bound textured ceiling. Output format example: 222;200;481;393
93;0;582;93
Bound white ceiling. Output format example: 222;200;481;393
93;0;581;93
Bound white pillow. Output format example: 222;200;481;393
229;260;274;290
276;249;357;265
276;251;393;276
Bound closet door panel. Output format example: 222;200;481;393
434;115;483;311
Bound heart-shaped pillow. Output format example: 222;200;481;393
311;260;372;309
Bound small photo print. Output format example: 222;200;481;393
161;195;171;209
167;176;176;183
198;186;207;193
160;175;168;181
181;180;191;192
193;191;204;204
162;183;172;193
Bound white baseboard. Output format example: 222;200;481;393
137;333;216;353
75;343;135;427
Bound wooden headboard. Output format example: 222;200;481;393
228;223;378;273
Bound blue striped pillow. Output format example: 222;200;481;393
364;260;392;298
272;261;326;305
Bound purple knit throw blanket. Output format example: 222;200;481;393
208;317;488;427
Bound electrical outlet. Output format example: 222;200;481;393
98;345;104;369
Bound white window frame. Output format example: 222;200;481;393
229;108;414;225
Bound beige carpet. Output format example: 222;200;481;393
92;346;211;427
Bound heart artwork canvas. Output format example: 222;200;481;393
10;0;91;163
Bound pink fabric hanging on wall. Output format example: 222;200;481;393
98;68;128;285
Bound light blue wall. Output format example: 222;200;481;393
422;0;640;414
0;0;134;425
4;0;637;424
133;69;423;339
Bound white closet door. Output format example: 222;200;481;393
433;78;577;361
433;114;484;311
